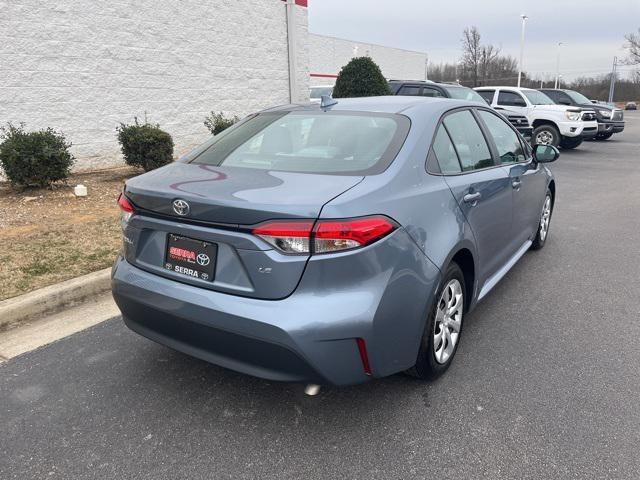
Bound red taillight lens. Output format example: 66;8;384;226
117;193;134;221
252;216;396;255
252;220;314;254
313;216;396;254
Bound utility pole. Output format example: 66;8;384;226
608;56;617;103
517;15;528;87
424;55;429;81
540;75;544;88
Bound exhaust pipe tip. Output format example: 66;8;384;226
304;384;321;396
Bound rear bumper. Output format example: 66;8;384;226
111;229;441;386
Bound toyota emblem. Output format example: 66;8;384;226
196;253;210;266
172;199;190;216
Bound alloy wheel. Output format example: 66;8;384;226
433;279;463;364
539;195;552;241
535;130;554;145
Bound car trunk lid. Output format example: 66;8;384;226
121;162;363;299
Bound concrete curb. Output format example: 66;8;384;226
0;268;112;331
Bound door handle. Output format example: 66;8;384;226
463;192;482;204
512;179;522;189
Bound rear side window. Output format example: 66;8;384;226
397;85;422;96
477;90;495;104
442;110;493;172
497;91;527;107
432;127;461;174
478;110;526;164
191;111;410;175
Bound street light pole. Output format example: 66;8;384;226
517;14;528;88
424;55;429;81
608;56;618;103
554;42;563;89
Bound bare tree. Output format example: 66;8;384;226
623;29;640;65
479;44;501;85
461;27;482;86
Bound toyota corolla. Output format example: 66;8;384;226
112;96;559;386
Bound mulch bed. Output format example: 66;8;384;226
0;166;140;300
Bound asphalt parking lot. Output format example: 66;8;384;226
1;112;639;479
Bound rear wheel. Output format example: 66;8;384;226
532;124;560;147
408;263;465;380
559;136;583;149
531;191;553;250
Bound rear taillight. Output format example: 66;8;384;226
314;217;396;253
252;216;396;255
252;220;314;254
117;193;134;222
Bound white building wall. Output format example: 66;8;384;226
0;0;309;171
309;33;428;86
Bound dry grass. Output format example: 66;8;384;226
0;166;140;300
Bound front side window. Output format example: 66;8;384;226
564;90;591;105
497;91;527;107
542;90;560;103
397;85;422;96
522;90;556;105
190;111;409;175
421;87;445;98
442;110;493;172
477;90;495;104
478;110;526;164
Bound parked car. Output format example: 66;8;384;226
475;86;598;149
389;80;533;140
626;102;638;110
540;88;624;140
112;96;559;387
309;85;334;103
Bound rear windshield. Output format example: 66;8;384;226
189;111;410;175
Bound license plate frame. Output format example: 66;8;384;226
164;234;217;281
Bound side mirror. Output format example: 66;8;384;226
533;144;560;163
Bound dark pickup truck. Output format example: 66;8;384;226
539;88;624;140
388;80;533;141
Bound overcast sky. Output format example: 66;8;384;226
308;0;640;81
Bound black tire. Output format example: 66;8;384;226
532;124;561;147
531;190;553;251
407;262;466;380
559;136;583;149
596;132;613;140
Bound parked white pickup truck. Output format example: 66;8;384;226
475;86;598;149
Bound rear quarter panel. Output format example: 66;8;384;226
319;103;479;297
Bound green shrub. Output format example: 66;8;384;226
116;119;174;172
204;111;239;135
332;57;391;98
0;123;74;188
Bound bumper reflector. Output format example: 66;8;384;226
356;338;372;376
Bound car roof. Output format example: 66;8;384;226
262;96;470;115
